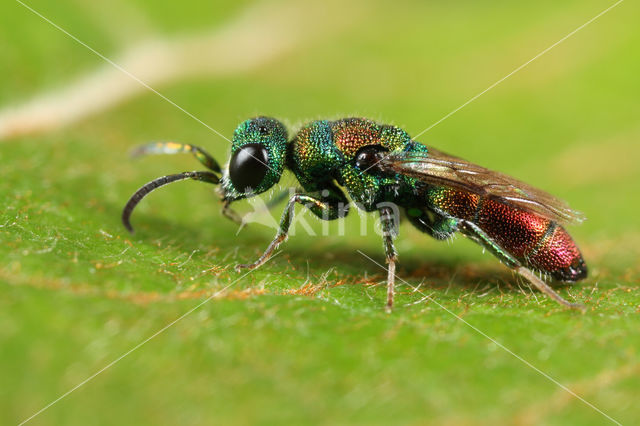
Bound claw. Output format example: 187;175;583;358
222;200;243;224
235;263;251;273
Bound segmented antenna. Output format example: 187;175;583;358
122;171;220;233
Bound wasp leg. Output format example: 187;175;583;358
379;205;400;313
131;142;222;173
406;208;458;240
265;188;298;211
459;221;585;311
228;188;302;228
235;186;349;272
221;199;243;224
516;266;586;312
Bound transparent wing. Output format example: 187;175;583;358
381;148;585;225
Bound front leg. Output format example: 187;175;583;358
235;188;348;272
379;205;399;312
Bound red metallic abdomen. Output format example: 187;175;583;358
476;198;587;281
526;224;587;281
429;187;587;281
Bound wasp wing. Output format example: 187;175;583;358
381;148;584;225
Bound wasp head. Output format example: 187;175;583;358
222;117;288;202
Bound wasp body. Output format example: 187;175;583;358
123;117;587;311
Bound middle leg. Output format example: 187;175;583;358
379;205;400;312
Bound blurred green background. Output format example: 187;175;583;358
1;0;639;424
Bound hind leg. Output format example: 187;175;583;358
459;221;585;311
406;208;458;240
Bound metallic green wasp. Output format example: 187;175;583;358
123;117;587;311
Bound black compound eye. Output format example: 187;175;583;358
229;143;269;193
355;145;389;174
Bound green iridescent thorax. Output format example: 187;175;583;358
223;117;288;200
287;120;342;190
288;117;428;210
